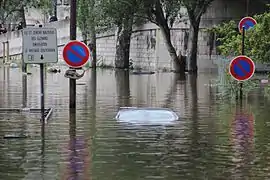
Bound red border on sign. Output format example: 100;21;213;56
238;17;257;33
63;40;90;68
229;55;255;81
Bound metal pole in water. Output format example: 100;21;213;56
40;59;45;122
22;43;27;108
240;27;245;100
2;42;5;64
22;51;28;108
6;41;9;63
69;0;77;109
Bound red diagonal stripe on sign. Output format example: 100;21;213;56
66;46;85;60
235;60;249;75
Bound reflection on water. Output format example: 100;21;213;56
63;110;90;180
1;67;270;179
115;70;130;107
231;104;254;179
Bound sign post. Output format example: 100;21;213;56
69;0;77;110
62;40;90;105
22;27;58;122
233;17;257;99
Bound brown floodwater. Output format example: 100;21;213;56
0;66;270;180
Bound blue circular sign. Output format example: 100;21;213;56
229;56;255;81
238;17;257;32
63;41;90;68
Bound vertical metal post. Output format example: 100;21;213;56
246;0;249;16
22;58;27;72
41;119;45;177
2;42;5;64
22;56;27;108
22;70;27;108
69;0;77;109
240;27;245;100
53;0;57;18
40;62;45;122
6;41;9;63
242;27;245;58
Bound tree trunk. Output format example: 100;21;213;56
88;0;97;69
187;21;200;73
159;26;185;74
89;24;97;69
19;7;26;28
153;0;185;74
82;31;87;44
115;17;133;69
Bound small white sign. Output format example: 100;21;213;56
22;27;58;64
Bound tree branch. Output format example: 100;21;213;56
3;8;21;21
133;14;158;25
195;0;214;21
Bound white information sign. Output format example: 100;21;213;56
22;27;58;64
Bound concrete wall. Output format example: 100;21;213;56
0;0;267;72
25;5;71;25
0;20;218;72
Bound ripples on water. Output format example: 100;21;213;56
1;66;270;179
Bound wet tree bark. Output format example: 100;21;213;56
184;0;215;73
154;1;185;74
19;7;26;28
159;26;186;74
89;25;97;69
115;17;133;69
88;0;97;69
187;21;200;73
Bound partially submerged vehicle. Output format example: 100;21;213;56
115;107;179;126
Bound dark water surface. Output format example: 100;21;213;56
0;66;270;180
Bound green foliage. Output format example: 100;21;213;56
32;0;53;15
207;21;240;56
181;0;215;23
0;0;22;23
77;0;119;37
0;0;51;24
100;0;145;27
215;70;259;100
140;0;183;27
77;0;90;34
208;10;270;63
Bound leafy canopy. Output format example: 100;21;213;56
181;0;214;23
0;0;51;24
208;10;270;62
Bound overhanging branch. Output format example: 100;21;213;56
133;14;158;25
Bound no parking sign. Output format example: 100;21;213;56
229;56;255;81
62;40;90;68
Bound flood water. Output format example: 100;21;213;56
0;66;270;180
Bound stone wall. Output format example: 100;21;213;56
0;20;218;72
0;0;267;71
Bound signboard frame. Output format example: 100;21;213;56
22;27;58;64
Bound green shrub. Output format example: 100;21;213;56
207;9;270;63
